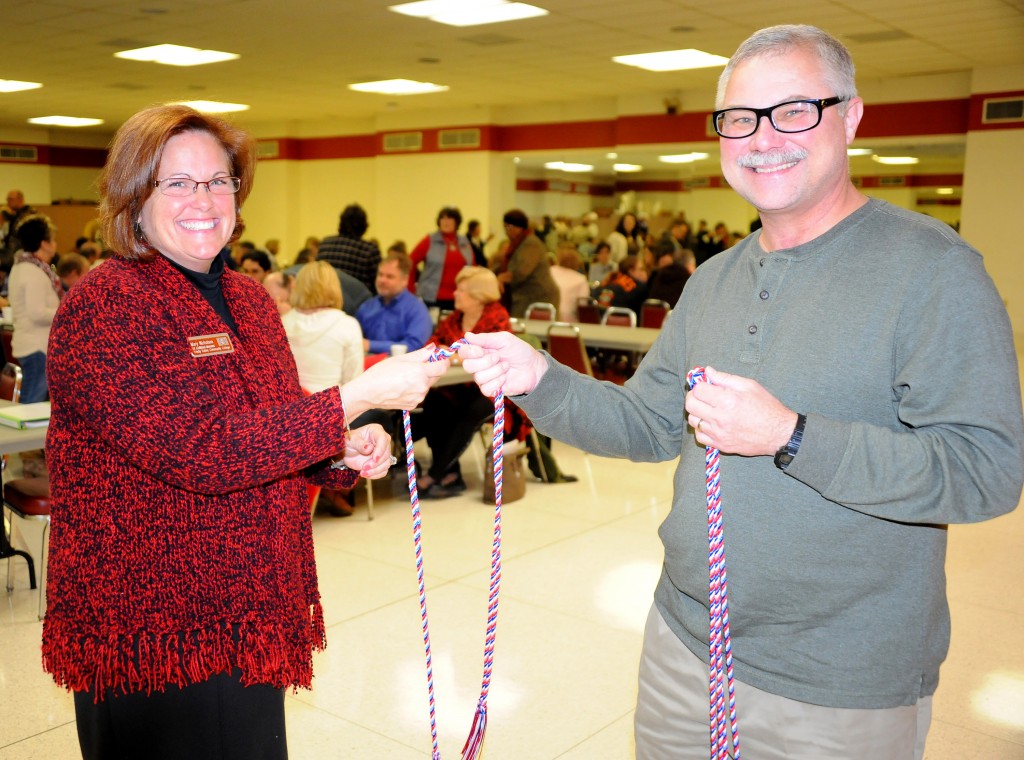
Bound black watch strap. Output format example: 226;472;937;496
774;413;807;471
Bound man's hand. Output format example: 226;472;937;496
458;331;548;398
684;366;797;456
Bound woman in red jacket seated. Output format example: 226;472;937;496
42;104;447;760
414;266;509;498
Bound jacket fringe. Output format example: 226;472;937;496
42;603;327;701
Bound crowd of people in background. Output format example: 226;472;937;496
0;183;745;509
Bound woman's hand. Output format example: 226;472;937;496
457;331;548;398
340;345;448;418
342;423;393;479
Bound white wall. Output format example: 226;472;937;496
961;129;1024;335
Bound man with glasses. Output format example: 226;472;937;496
457;24;1022;759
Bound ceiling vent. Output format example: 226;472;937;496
438;128;481;150
0;145;38;162
844;30;912;43
982;97;1024;124
383;132;423;153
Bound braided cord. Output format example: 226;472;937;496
404;339;503;760
686;367;742;760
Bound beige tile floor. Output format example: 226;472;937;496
2;358;1023;759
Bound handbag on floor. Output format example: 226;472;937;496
483;442;527;505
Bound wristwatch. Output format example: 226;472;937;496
774;413;807;471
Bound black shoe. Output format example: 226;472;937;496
419;480;455;500
438;475;467;493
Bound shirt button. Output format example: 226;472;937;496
759;290;770;300
759;258;766;267
748;325;758;335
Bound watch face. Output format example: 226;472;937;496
776;451;795;470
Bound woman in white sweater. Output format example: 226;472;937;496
8;215;62;402
282;261;363;392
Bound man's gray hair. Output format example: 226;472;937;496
716;25;858;110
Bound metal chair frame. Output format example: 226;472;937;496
524;302;557;321
601;306;637;328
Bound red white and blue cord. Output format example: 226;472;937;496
687;366;742;760
403;338;502;760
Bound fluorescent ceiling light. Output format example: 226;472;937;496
0;79;42;93
28;115;104;127
658;152;709;164
349;79;448;95
936;188;955;195
613;49;728;72
614;163;643;172
605;152;618;159
390;0;548;27
872;155;919;165
545;161;593;172
175;100;250;113
847;148;873;156
115;44;239;67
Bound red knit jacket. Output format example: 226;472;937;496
42;255;359;697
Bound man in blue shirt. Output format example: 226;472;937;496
356;249;432;358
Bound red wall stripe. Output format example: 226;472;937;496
856;99;968;138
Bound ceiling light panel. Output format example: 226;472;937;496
115;44;239;67
28;115;104;127
613;49;729;72
872;155;919;165
174;100;250;113
390;0;547;27
0;80;42;93
658;152;709;164
349;79;448;95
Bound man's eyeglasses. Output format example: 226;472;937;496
711;97;847;139
153;177;242;196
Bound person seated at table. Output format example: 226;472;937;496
283;261;365;516
56;252;91;291
549;243;591;322
356;249;432;362
240;249;272;283
595;254;649;316
283;261;363;392
587;241;614;285
646;248;694;309
412;266;509;498
262;270;294;316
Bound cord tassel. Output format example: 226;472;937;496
406;339;502;759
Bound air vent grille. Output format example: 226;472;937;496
256;140;279;159
383;132;423;152
438;128;480;150
982;97;1024;124
0;145;38;162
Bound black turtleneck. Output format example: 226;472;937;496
166;254;239;334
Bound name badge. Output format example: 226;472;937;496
188;333;235;357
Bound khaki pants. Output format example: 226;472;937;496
635;605;931;760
